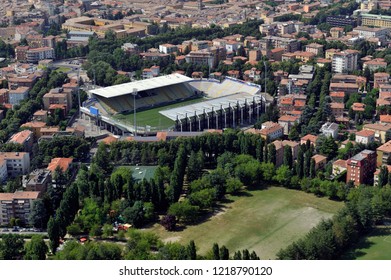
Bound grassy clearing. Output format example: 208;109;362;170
344;224;391;260
113;97;205;129
55;66;72;73
145;186;343;259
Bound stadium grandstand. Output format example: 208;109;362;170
81;74;267;135
89;74;196;114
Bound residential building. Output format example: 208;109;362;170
329;82;359;94
8;130;33;152
363;123;391;143
15;46;29;62
363;58;388;71
301;134;318;146
26;47;55;63
0;152;30;179
43;88;72;113
326;16;357;27
260;36;300;53
361;13;391;28
377;140;391;166
330;91;345;103
374;72;390;88
259;122;284;141
0;191;41;225
305;43;324;57
8;86;29;106
312;154;327;170
353;26;390;39
355;130;376;145
159;44;178;54
278;115;300;135
142;66;160;79
332;50;359;73
380;115;391;124
22;169;51;192
32;110;48;122
47;157;73;173
185;50;215;68
346;150;377;186
374;165;391;186
330;28;343;38
333;159;347;176
272;140;300;167
330;102;344;117
320;122;339;139
21;121;46;139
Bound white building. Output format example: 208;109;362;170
332;50;359;73
159;44;178;54
0;152;30;178
320;122;339;139
26;47;55;63
355;129;375;145
8;86;29;106
353;26;390;39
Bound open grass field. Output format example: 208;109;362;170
146;186;343;259
344;223;391;260
55;66;72;73
113;97;205;129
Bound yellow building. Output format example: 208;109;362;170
361;13;391;28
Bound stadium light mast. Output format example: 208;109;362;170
263;61;267;112
132;88;137;136
77;67;81;118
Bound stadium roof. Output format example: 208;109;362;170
90;74;193;98
160;93;263;121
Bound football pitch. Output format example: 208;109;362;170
113;97;205;129
147;186;343;259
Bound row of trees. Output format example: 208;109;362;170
0;234;47;260
277;186;391;259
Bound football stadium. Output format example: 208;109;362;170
81;73;268;135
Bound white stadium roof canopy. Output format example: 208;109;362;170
90;73;194;98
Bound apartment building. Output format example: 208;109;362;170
346;150;377;186
26;47;55;63
353;26;390;39
363;123;391;143
8;130;33;152
159;44;178;54
260;36;300;53
305;43;324;57
361;13;391;28
377;140;391;166
355;130;376;145
332;50;359;73
259;122;284;141
0;152;30;180
272;140;299;168
278;115;300;135
43;88;73;113
320;122;339;139
8;86;29;106
0;191;41;225
374;72;390;88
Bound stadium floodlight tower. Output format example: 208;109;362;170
132;88;138;136
263;61;267;113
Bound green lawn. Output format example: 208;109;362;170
146;186;343;259
344;224;391;260
55;66;72;73
113;97;205;129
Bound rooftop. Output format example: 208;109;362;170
47;157;73;173
90;73;193;98
9;130;32;144
377;140;391;153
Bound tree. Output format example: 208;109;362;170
283;145;293;168
168;200;199;224
47;216;60;254
310;159;316;179
160;215;177;231
212;243;220;260
220;245;229;260
187;240;197;260
24;235;48;260
377;166;389;188
274;165;292;187
122;201;145;228
187;150;204;182
0;234;25;260
268;143;276;165
226;177;243;194
29;199;49;229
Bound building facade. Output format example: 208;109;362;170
346;150;377;186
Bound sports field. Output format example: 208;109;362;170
113;97;205;129
147;186;343;259
126;166;158;182
344;223;391;260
